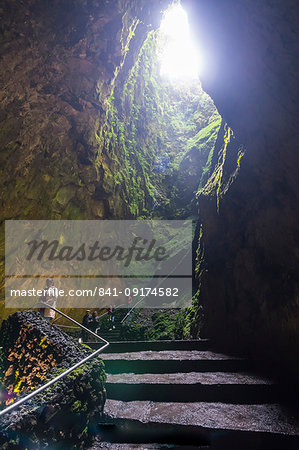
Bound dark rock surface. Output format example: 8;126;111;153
181;0;299;382
0;311;106;449
92;444;196;449
102;350;241;361
105;400;299;435
107;371;274;385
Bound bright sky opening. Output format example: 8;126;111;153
159;4;200;81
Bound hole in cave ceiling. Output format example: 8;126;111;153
158;3;200;82
103;1;241;220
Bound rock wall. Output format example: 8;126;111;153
0;311;106;448
0;0;219;223
103;28;220;218
0;0;167;319
182;0;299;380
0;0;138;223
0;0;221;321
1;0;298;386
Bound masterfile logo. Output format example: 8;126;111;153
5;220;192;308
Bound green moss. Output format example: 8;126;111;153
97;23;221;218
186;118;221;152
63;203;85;220
236;148;245;169
197;125;233;213
121;309;186;341
71;400;87;412
54;185;75;207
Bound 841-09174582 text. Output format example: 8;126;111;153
9;286;180;298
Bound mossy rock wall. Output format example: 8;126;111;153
0;0;173;225
0;311;106;449
120;308;186;341
0;0;221;323
103;29;220;218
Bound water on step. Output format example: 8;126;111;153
97;417;210;447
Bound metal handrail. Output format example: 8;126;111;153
0;304;109;417
53;303;127;337
94;304;127;336
52;314;63;324
97;303;127;320
52;303;126;328
121;247;192;324
120;295;147;324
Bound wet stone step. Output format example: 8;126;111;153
106;371;274;385
105;382;280;404
102;351;250;374
92;445;208;449
104;400;299;436
92;418;210;448
105;371;279;404
106;372;279;404
102;350;245;361
91;426;299;450
98;339;210;353
103;361;250;374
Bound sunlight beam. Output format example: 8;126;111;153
159;4;200;81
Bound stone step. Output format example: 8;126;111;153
91;420;299;449
105;371;279;404
102;350;250;374
99;329;122;334
83;330;122;344
99;336;121;343
92;444;209;449
105;383;279;404
97;339;210;353
104;399;299;436
106;371;274;385
95;343;299;448
93;418;210;448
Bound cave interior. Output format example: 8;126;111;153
0;0;298;402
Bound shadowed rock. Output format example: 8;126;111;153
0;311;106;449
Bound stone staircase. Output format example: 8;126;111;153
91;340;299;449
98;322;122;343
93;309;126;343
